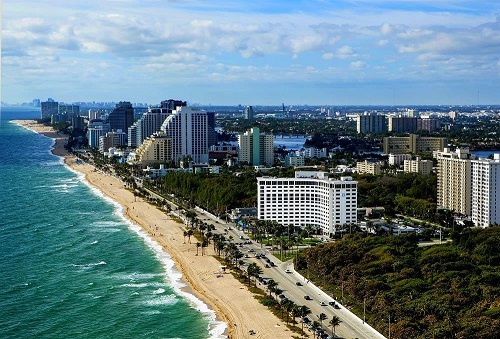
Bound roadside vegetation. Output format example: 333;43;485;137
295;228;500;338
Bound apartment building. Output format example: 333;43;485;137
383;134;446;154
356;160;383;175
403;156;433;175
471;155;500;227
135;132;173;167
436;148;474;216
238;127;274;166
257;172;357;236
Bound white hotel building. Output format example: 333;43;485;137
257;171;357;236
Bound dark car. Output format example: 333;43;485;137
304;295;312;300
329;301;335;306
296;282;303;286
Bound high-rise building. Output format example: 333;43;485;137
471;154;500;227
87;120;110;149
135;132;173;167
257;172;357;236
129;107;171;147
436;148;474;216
58;104;80;119
32;99;41;108
388;116;417;133
160;106;210;164
41;100;59;119
107;102;134;137
244;106;254;119
383;134;446;154
99;129;127;153
356;112;387;133
238;127;274;166
417;118;441;132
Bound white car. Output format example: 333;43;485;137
284;269;292;273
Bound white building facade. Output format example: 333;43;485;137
471;154;500;227
160;106;210;164
257;172;357;236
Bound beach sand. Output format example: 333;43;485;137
13;120;298;339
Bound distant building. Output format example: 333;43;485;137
388;153;412;166
72;116;85;130
160;106;211;164
403;156;433;175
356;112;387;133
32;99;41;108
284;154;305;167
356;160;383;175
388;116;417;133
436;148;474;216
471;154;500;227
238;127;274;166
87;120;110;149
107;102;134;138
128;106;171;147
99;129;127;153
135;132;173;167
257;172;357;236
297;147;328;158
383;134;446;154
417;118;441;132
244;105;254;119
58;104;80;120
41;100;59;119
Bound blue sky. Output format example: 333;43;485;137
2;0;499;105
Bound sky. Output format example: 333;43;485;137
1;0;499;106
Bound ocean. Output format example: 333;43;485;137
0;107;225;338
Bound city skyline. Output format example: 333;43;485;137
2;0;499;105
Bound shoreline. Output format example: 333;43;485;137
13;120;295;339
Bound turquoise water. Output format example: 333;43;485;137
0;107;225;338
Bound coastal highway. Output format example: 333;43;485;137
139;190;386;339
192;209;385;339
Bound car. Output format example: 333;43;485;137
244;254;249;258
320;301;327;306
270;262;276;267
329;301;335;306
247;249;255;253
296;282;303;286
304;295;312;300
285;269;292;273
265;264;270;268
278;294;286;299
334;304;340;309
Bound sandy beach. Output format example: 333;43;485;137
13;120;298;339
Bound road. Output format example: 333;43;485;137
192;208;386;339
140;189;385;339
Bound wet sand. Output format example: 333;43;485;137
13;120;297;339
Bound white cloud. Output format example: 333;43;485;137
322;52;334;60
351;61;367;69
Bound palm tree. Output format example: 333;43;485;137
318;312;327;328
196;242;201;256
267;279;278;298
329;315;342;336
310;321;320;339
298;305;311;332
187;229;194;244
183;230;188;243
